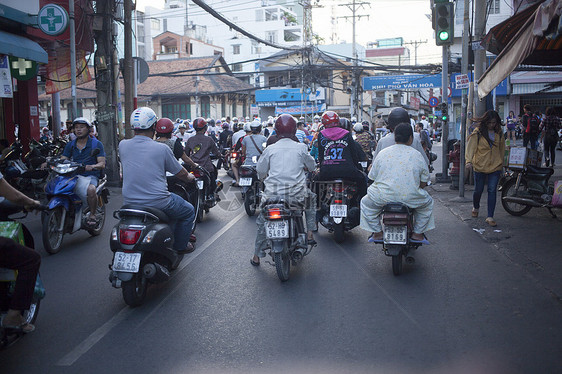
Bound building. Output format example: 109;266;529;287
152;31;224;60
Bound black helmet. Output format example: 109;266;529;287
387;108;410;130
339;117;351;131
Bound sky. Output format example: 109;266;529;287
136;0;442;64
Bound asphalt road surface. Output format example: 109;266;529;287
1;162;561;374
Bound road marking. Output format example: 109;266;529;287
56;210;246;366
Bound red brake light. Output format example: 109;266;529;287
334;199;343;204
119;229;142;245
192;169;202;178
231;152;238;158
268;208;282;220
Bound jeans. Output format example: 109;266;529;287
473;170;501;218
544;137;558;166
0;237;41;311
523;133;538;150
161;193;195;251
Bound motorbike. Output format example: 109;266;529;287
109;206;186;307
190;166;222;223
369;203;426;276
41;151;109;254
261;197;314;281
499;165;559;218
166;172;202;232
0;201;46;348
226;150;240;181
316;179;360;243
239;162;262;216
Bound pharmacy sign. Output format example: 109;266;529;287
38;4;69;36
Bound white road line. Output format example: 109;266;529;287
56;210;246;367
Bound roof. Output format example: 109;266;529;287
259;46;350;71
39;56;254;101
366;47;406;58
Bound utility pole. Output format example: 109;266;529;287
436;45;451;183
458;0;470;198
124;0;134;139
94;0;120;185
474;0;487;117
404;39;428;66
338;0;369;118
69;0;77;120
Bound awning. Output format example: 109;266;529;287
477;0;562;99
0;30;48;64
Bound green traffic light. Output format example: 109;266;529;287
442;115;448;121
439;31;449;41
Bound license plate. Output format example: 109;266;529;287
330;204;348;217
197;180;204;190
384;225;407;244
360;161;367;168
239;177;252;186
265;220;289;238
112;252;142;273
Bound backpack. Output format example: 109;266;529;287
527;115;540;134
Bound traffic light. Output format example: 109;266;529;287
440;103;448;121
434;2;454;46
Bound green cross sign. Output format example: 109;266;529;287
9;57;38;81
37;4;69;36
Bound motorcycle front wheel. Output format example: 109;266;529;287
42;207;65;254
87;203;106;236
501;179;532;216
122;273;147;307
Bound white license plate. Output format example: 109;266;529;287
384;225;407;244
239;177;252;186
265;220;289;239
360;161;367;168
330;204;348;217
112;252;142;273
197;180;204;190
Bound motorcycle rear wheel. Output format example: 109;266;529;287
42;207;65;254
196;192;204;223
122;274;147;307
501;179;532;216
333;221;345;243
244;190;256;216
274;245;290;281
392;254;403;276
87;203;106;236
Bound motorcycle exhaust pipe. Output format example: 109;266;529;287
291;248;305;262
502;196;543;207
405;256;415;265
143;263;170;283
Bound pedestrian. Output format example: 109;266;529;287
522;105;540;150
465;110;505;227
506;111;517;145
540;107;561;167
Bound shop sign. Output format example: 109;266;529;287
9;57;38;81
38;4;69;36
0;56;13;98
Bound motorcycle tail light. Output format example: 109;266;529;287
119;228;142;245
382;213;409;225
231;152;238;159
267;208;283;220
192;169;202;178
334;199;343;204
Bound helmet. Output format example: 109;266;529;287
314;114;320;120
422;115;426;120
387;108;410;130
245;116;250;121
233;117;239;123
353;123;363;132
222;122;230;130
362;120;370;131
131;107;158;130
339;118;351;131
176;118;182;123
216;119;222;124
243;122;251;132
274;114;297;138
208;119;216;127
178;123;187;129
322;111;340;128
192;117;207;131
250;119;262;133
351;116;357;123
156;118;174;134
72;117;92;128
42;127;50;133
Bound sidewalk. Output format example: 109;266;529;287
429;156;562;301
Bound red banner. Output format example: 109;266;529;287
45;49;92;94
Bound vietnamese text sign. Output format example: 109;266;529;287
0;56;13;98
455;74;470;89
508;147;526;169
363;74;442;91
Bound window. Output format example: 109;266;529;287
186;42;193;55
221;96;226;117
242;99;247;118
268;75;283;86
201;96;211;118
232;101;237;117
162;100;190;121
251;41;261;54
151;18;160;30
163;19;167;32
266;31;277;44
255;10;264;22
489;0;500;14
232;63;243;72
232;44;241;55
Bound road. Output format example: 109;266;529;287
1;151;561;374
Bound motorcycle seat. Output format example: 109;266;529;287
119;204;170;223
262;196;304;209
526;165;554;177
382;203;411;214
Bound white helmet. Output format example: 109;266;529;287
351;116;357;123
250;119;261;129
243;122;252;132
131;107;157;130
314;114;320;120
178;123;187;129
353;122;363;132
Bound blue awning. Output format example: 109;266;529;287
0;30;48;64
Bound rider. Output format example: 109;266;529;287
251;114;317;266
185;117;220;192
174;122;191;143
60;117;106;226
119;107;196;253
241;120;267;165
316;111;368;201
360;123;434;242
217;121;233;170
0;172;41;333
353;122;376;160
155;118;198;169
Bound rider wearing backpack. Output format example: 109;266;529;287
522;104;540;150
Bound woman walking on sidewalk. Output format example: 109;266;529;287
465;110;505;227
540;107;561;167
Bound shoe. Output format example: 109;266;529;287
250;257;260;266
471;208;478;217
189;234;196;243
485;217;497;227
2;314;35;333
176;242;195;254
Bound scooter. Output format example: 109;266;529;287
261;197;315;282
190;166;222;223
41;150;109;254
316;179;360;243
0;201;46;348
239;162;262;216
368;203;427;276
109;206;186;307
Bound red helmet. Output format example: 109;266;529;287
321;111;340;128
192;117;207;131
274;114;297;138
155;117;174;134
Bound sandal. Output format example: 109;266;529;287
471;208;479;217
250;256;260;266
2;320;35;333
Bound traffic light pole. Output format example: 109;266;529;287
436;45;450;183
